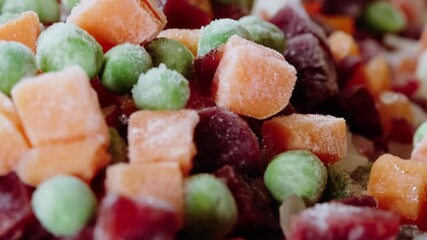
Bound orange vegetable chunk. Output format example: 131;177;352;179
0;11;41;52
364;56;392;97
377;91;414;133
158;29;200;56
212;35;297;120
0;114;29;176
262;113;347;165
16;137;110;187
67;0;167;50
128;110;199;175
106;162;183;227
0;92;21;130
327;31;359;61
11;66;108;147
367;154;427;230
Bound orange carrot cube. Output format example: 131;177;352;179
0;113;29;176
158;29;200;56
213;35;297;120
327;31;359;61
128;110;199;175
67;0;167;50
11;66;108;146
377;91;414;133
0;11;41;52
0;92;22;131
16;137;110;187
262;113;347;165
106;162;184;227
367;154;427;230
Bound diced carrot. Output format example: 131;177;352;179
364;56;392;97
346;56;391;97
0;11;41;53
128;110;199;175
158;29;200;56
11;66;108;147
316;15;355;34
262;113;347;165
0;113;29;176
213;35;297;120
367;154;427;230
16;137;110;187
376;91;414;133
327;31;359;61
0;92;22;131
67;0;167;50
105;162;184;227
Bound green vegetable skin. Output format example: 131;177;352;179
31;175;97;237
132;64;190;110
414;122;427;146
36;23;104;79
264;150;328;205
101;43;152;95
361;1;406;33
0;41;37;96
198;18;253;56
2;0;60;24
238;15;286;53
184;174;238;240
146;38;194;78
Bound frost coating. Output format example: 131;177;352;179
36;23;103;79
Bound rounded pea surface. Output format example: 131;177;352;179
264;150;328;205
31;175;97;237
238;15;286;53
146;38;194;78
132;64;190;110
197;18;253;56
184;174;238;240
101;43;152;95
0;41;37;96
2;0;60;24
36;23;104;79
361;1;406;33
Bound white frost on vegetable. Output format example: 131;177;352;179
251;0;301;19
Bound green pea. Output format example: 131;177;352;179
238;15;286;53
0;12;18;25
108;127;128;164
132;64;190;110
322;165;364;201
184;174;237;240
264;150;327;205
0;41;37;96
101;43;152;95
62;0;81;11
36;23;103;79
198;18;253;56
414;122;427;147
361;1;406;33
31;175;97;237
2;0;60;24
146;38;194;78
